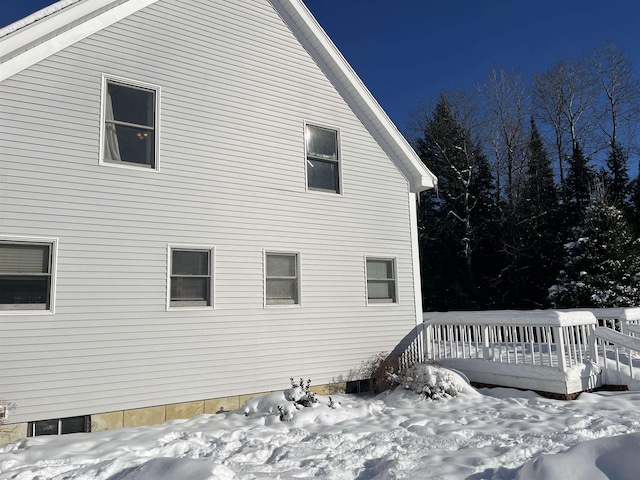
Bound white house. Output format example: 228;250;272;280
0;0;436;441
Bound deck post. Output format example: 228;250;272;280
553;325;568;373
588;324;598;365
482;324;491;360
423;322;432;361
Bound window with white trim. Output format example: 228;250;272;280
306;124;340;193
265;252;300;305
0;241;54;311
28;416;90;436
169;248;214;308
366;257;397;304
102;77;158;169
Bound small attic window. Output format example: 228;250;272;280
306;124;341;193
101;76;159;170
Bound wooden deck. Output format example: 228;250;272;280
397;308;640;396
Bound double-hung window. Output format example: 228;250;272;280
306;124;340;193
0;240;55;311
102;76;158;169
169;247;214;308
265;252;300;306
366;257;397;304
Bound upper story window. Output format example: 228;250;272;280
101;76;158;169
366;257;397;304
169;247;214;308
265;252;300;306
306;124;340;193
0;240;55;312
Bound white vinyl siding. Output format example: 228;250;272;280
0;0;419;424
100;75;159;170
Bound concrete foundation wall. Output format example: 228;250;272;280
3;383;342;444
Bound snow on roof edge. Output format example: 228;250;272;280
0;0;82;39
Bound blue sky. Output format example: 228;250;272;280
3;1;640;132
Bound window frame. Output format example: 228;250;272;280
0;236;57;315
365;256;398;305
304;122;342;195
28;415;91;437
264;250;301;308
99;74;160;171
167;245;215;310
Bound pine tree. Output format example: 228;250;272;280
606;141;630;208
549;193;640;307
565;143;593;218
416;94;500;310
507;118;561;307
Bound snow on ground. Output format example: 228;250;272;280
2;365;640;479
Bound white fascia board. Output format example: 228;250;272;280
0;0;161;83
272;0;437;193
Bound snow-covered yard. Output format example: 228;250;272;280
2;365;640;479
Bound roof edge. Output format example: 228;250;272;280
271;0;436;192
0;0;160;82
0;0;83;39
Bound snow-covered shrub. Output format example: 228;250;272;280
391;363;461;401
0;399;17;442
243;379;328;422
285;378;318;408
0;399;16;424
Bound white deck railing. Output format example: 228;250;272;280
419;310;597;374
396;309;640;393
591;326;640;382
564;307;640;334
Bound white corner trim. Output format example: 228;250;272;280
408;192;423;325
0;0;161;83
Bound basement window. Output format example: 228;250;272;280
28;416;91;436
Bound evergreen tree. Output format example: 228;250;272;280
416;94;500;310
549;194;640;307
565;143;593;219
507;118;561;307
522;119;559;216
606;141;630;208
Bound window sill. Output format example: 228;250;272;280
167;306;215;312
0;309;54;315
366;301;399;307
100;159;159;172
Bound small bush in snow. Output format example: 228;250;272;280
0;399;17;443
329;352;400;394
285;378;318;407
391;363;460;401
276;378;321;421
0;400;16;424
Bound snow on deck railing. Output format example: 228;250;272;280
591;326;640;382
416;310;597;375
561;308;640;334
